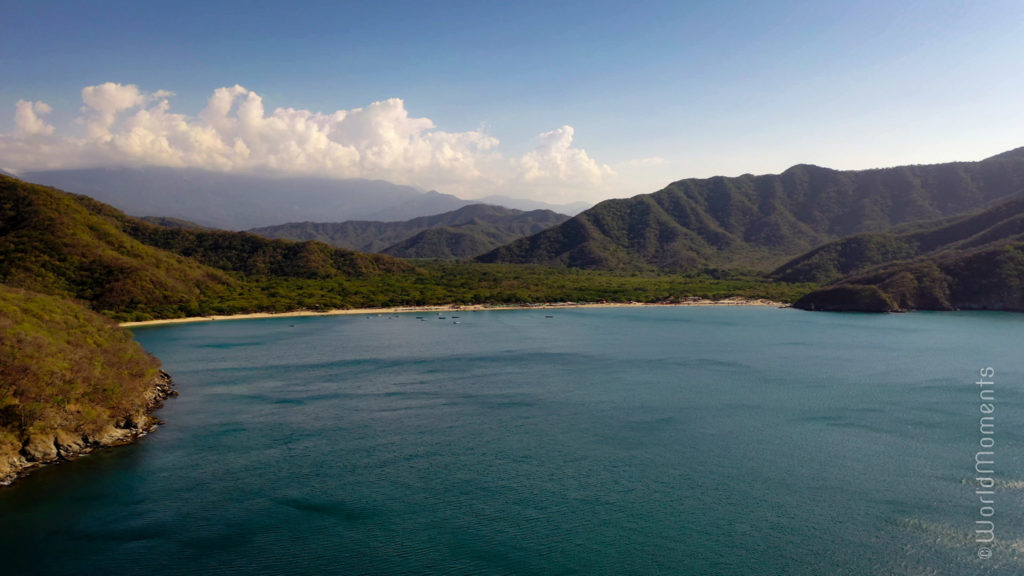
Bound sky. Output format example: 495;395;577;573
2;0;1024;204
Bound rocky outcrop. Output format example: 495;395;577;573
0;370;177;487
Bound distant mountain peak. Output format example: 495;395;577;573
249;203;570;259
983;146;1024;162
782;163;836;174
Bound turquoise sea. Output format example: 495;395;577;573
2;306;1023;575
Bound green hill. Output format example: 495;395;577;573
782;196;1024;311
381;226;505;259
0;286;172;485
123;220;413;279
250;204;570;259
791;244;1024;312
773;196;1024;284
0;174;415;320
0;175;236;319
479;149;1024;271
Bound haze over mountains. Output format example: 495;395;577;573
19;167;589;230
480;148;1024;272
250;204;570;259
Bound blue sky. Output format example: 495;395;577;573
2;0;1024;203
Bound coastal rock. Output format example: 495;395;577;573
86;425;132;447
115;371;177;434
118;411;148;432
54;430;89;458
0;454;30;486
21;435;59;463
147;370;178;405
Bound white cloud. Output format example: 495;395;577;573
517;125;615;185
14;100;54;136
0;83;619;202
80;82;147;140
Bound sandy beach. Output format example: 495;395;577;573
119;298;787;327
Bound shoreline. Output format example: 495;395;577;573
0;371;177;488
120;298;788;327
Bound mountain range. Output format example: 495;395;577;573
479;148;1024;271
18;167;589;230
250;204;570;259
15;147;1024;312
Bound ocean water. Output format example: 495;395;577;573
2;306;1024;575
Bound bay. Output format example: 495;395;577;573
2;307;1023;575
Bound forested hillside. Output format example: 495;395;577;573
780;195;1024;311
250;204;569;259
0;175;414;320
480;149;1024;271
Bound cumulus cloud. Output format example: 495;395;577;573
14;100;54;136
517;125;615;185
0;83;617;201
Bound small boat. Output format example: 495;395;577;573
545;315;554;318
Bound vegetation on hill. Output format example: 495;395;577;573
791;285;898;312
123;219;414;279
0;286;170;485
0;175;416;320
792;243;1024;312
381;227;504;259
773;196;1024;284
250;204;570;259
783;196;1024;311
479;151;1024;271
0;176;237;319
